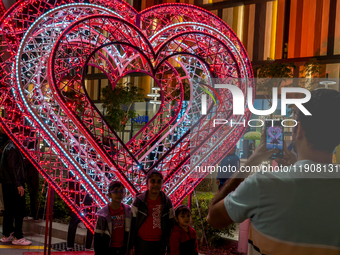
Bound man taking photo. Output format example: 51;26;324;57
208;88;340;254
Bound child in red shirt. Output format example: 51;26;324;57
94;181;132;255
130;170;175;255
169;205;198;255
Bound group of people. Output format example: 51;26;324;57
94;169;198;255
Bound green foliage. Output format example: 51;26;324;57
25;178;70;222
191;192;236;246
300;58;323;79
182;82;191;101
244;132;261;149
101;82;145;132
299;58;324;90
257;59;323;104
257;61;296;106
243;132;261;141
258;61;296;79
63;90;85;114
171;81;191;104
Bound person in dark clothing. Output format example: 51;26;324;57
67;207;94;251
0;138;32;245
66;186;94;251
0;126;9;153
169;205;198;255
66;144;95;251
130;170;175;255
0;125;9;215
23;129;40;221
216;147;240;190
94;181;132;255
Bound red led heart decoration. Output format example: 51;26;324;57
0;0;253;231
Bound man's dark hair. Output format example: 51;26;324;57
296;88;340;153
175;205;191;218
146;169;163;184
108;181;124;192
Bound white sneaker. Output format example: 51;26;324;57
12;237;32;245
0;232;14;243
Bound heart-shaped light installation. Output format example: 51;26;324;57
0;0;254;231
267;127;282;143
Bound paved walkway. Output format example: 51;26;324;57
0;217;240;255
0;220;91;255
1;222;210;255
0;231;67;255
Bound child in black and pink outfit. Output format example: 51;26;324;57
169;205;198;255
130;170;175;255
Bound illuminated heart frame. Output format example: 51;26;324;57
0;0;253;231
0;1;4;17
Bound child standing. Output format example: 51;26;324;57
169;205;198;255
130;170;175;255
94;181;132;255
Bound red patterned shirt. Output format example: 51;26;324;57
137;196;162;241
109;204;125;247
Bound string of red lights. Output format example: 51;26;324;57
0;0;253;232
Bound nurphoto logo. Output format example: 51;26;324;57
201;84;312;116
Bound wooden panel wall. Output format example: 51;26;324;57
138;0;338;61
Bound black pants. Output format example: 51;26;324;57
2;183;25;239
26;165;39;219
67;211;94;249
135;236;165;255
109;246;126;255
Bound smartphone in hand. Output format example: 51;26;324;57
265;120;284;159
